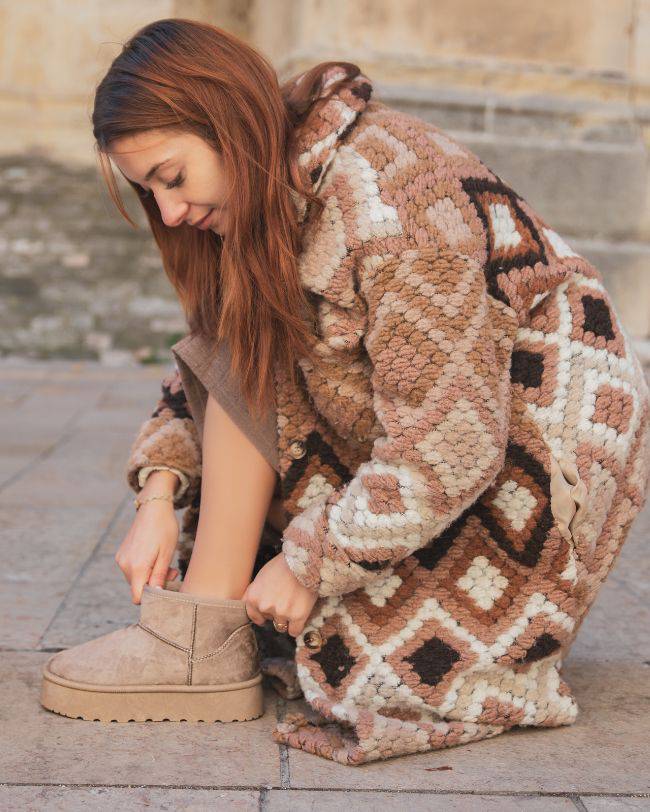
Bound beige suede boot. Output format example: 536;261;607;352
40;582;263;722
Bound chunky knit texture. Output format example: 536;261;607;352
126;66;650;765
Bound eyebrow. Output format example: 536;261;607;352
143;158;172;183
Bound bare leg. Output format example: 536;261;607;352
179;391;278;600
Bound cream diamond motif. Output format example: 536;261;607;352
296;473;335;510
489;202;522;249
456;555;509;611
363;571;402;607
493;479;537;531
415;399;500;498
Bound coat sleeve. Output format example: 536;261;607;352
281;243;520;597
125;366;202;509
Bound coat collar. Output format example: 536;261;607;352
290;66;373;223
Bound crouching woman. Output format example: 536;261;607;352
40;17;650;766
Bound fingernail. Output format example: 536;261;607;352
154;585;162;589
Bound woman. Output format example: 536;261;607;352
40;18;650;765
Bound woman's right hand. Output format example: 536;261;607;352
115;471;181;604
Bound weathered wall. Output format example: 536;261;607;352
1;0;648;360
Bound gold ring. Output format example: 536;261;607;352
273;618;289;633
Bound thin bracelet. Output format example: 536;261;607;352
134;493;175;511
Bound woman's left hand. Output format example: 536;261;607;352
243;552;318;637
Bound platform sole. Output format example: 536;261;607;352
40;667;264;722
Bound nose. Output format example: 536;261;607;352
154;191;189;228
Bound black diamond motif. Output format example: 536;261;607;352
356;558;390;571
412;511;467;571
511;349;544;388
310;633;356;688
472;440;553;568
582;295;615;341
520;632;561;663
405;636;461;687
461;176;548;308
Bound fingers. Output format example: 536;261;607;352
115;559;157;604
242;581;312;636
243;585;268;627
245;603;268;627
130;569;150;604
288;617;308;637
273;615;289;632
243;602;310;637
244;588;267;626
148;553;172;589
245;601;307;638
244;597;281;629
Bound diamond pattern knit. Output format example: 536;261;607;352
125;66;650;764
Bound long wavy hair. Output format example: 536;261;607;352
92;17;362;420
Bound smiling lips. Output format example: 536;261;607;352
194;209;214;229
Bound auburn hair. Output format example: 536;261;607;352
92;17;362;421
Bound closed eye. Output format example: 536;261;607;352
166;172;184;190
135;172;183;198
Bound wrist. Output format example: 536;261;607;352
135;495;176;512
140;469;179;497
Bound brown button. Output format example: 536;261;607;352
303;630;322;650
289;439;307;459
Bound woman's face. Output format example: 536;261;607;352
109;129;230;236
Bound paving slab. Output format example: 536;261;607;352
581;798;650;810
0;383;43;413
0;362;170;500
0;358;168;383
0;420;87;452
266;790;577;809
0;450;49;485
0;503;121;649
0;384;106;430
74;402;158;432
0;652;281;789
0;786;259;811
1;428;135;508
74;375;172;431
39;497;150;649
2;362;179;450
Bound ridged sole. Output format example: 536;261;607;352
40;667;264;722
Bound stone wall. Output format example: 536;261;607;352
0;156;185;362
1;0;648;361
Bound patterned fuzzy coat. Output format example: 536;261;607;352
126;66;650;765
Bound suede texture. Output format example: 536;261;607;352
138;587;197;649
46;583;260;687
191;624;260;686
48;624;189;685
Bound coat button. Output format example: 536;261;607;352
288;439;307;459
303;630;322;650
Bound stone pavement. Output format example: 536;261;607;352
0;358;648;811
